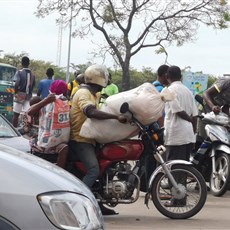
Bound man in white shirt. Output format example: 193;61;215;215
164;65;197;161
163;66;198;206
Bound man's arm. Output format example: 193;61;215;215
176;111;192;123
37;90;41;97
28;94;55;116
203;86;221;114
14;80;19;94
177;111;197;133
37;81;42;97
84;105;127;123
67;82;72;99
14;72;20;93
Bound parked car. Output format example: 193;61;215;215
0;114;30;153
0;144;104;230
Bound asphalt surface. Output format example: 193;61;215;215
104;191;230;230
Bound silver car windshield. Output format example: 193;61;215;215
0;116;18;138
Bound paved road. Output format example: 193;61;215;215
104;191;230;229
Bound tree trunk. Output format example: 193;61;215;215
121;61;130;91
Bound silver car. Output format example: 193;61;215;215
0;114;30;153
0;144;104;230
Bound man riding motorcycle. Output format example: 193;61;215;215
68;64;127;215
203;77;230;116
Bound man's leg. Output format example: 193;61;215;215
68;141;118;215
165;144;192;206
56;144;68;169
12;112;20;127
12;102;22;128
69;141;99;188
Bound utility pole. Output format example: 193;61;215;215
66;2;73;83
56;18;63;67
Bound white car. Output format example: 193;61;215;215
0;114;30;153
0;144;104;230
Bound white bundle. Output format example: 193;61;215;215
80;83;174;143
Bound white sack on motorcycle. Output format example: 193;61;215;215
80;83;174;143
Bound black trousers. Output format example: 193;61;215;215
166;143;193;205
166;143;193;161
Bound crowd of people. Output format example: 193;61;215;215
12;56;230;214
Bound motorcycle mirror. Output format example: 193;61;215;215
120;102;129;113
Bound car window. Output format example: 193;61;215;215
0;217;20;230
0;116;18;137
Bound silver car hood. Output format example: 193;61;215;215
0;144;93;198
0;144;103;230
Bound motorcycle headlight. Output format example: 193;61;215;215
37;191;104;230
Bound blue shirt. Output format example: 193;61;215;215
38;79;54;99
152;80;165;125
152;80;164;93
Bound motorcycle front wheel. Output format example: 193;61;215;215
210;152;230;197
151;164;207;219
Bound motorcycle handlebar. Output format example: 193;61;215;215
196;115;204;119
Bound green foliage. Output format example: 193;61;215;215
224;12;230;21
0;52;27;68
0;52;218;93
0;53;66;92
155;47;167;55
36;0;230;90
207;75;217;88
103;5;114;23
109;67;156;91
220;0;228;6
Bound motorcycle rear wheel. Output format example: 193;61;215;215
151;164;207;219
210;152;230;197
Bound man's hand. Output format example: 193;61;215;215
117;114;129;123
45;94;56;104
212;105;221;114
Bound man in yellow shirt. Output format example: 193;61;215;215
68;73;85;107
67;70;80;107
69;64;127;215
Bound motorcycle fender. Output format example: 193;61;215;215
214;144;230;156
145;160;192;208
147;160;192;191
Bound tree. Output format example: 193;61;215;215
36;0;229;90
0;53;67;92
0;52;28;68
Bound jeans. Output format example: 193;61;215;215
69;140;100;189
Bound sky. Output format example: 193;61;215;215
1;0;230;77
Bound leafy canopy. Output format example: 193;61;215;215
35;0;230;90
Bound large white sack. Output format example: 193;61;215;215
80;83;174;143
80;118;140;143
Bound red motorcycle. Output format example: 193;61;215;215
34;102;207;219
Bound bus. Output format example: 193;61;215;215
0;63;17;122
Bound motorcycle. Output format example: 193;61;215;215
192;95;230;196
33;102;207;219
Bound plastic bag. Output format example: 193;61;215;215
14;91;27;103
37;95;70;148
